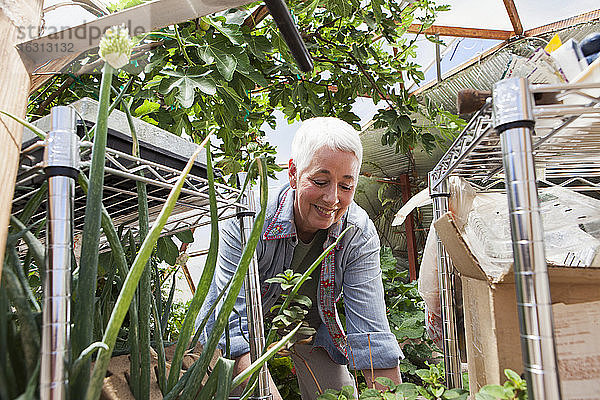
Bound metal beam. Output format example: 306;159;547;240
524;9;600;37
399;174;418;281
407;24;513;40
18;0;253;72
502;0;523;35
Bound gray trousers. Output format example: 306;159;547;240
290;344;358;400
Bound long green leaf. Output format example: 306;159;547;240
161;274;177;333
231;323;302;389
2;255;40;375
214;357;235;400
0;110;46;139
99;252;116;331
16;181;48;227
9;216;45;269
151;295;167;393
77;172;142;399
71;342;109;380
166;138;219;392
14;358;40;400
175;158;268;400
162;357;197;400
194;357;236;400
123;91;151;400
85;144;204;400
0;282;14;399
5;226;42;313
195;360;219;399
72;63;114;398
189;276;233;351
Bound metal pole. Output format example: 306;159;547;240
493;77;561;400
263;0;313;72
41;106;79;400
237;173;271;400
435;34;442;83
428;175;462;388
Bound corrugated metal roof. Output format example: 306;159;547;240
415;19;600;114
359;125;448;180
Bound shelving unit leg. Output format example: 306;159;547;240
493;77;561;400
237;174;271;400
429;175;463;388
41;107;79;400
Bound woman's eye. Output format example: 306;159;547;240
312;180;326;186
340;184;353;191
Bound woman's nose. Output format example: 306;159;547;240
322;184;338;205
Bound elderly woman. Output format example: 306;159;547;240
198;117;403;399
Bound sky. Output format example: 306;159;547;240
39;0;600;300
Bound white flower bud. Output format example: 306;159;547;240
99;24;134;69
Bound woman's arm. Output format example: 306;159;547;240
341;215;404;371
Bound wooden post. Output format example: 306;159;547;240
399;174;419;281
0;1;44;281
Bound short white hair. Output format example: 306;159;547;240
290;117;363;175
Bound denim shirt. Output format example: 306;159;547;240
197;184;403;370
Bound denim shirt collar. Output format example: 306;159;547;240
262;185;296;240
262;185;345;244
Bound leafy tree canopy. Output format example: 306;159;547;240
29;0;462;184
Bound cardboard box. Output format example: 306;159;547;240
553;301;600;400
433;212;600;396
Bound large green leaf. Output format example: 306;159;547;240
174;229;194;243
157;236;179;265
197;44;237;81
134;99;161;117
159;69;216;108
232;49;269;87
206;18;243;46
72;64;114;398
245;35;273;59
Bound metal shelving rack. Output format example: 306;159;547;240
429;77;600;399
14;134;245;249
10;106;271;399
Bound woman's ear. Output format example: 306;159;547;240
288;159;297;189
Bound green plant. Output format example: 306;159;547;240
317;367;525;400
266;269;317;339
379;246;440;381
269;355;302;400
475;370;527;400
415;362;468;400
30;0;461;186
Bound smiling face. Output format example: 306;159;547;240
289;146;360;243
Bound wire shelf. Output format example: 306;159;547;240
430;82;600;192
13;139;245;251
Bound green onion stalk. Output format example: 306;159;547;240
165;138;219;392
71;24;133;398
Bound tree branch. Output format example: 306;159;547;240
314;32;396;111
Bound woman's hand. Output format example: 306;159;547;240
232;352;283;400
362;366;402;390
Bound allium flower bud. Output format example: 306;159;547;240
99;24;133;69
